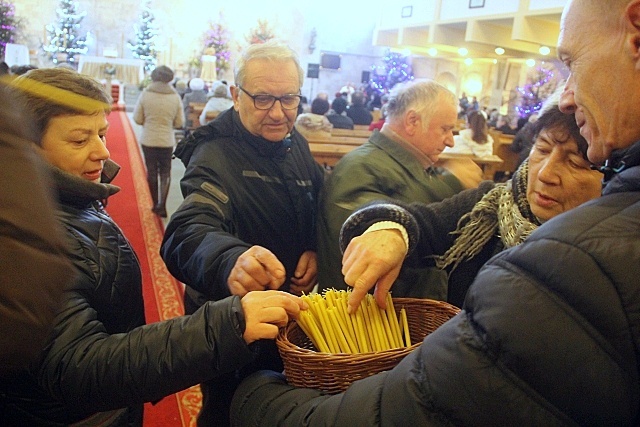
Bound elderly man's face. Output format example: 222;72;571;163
412;100;457;163
557;0;640;165
232;58;300;142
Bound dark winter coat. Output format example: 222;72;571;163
161;108;325;306
0;162;256;426
229;141;640;426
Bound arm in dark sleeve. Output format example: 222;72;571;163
0;135;75;376
36;287;254;416
161;150;250;301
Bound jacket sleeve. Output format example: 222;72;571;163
0;136;75;376
35;285;255;417
174;94;185;129
161;142;250;301
132;93;144;125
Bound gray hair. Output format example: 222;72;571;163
386;79;457;127
234;41;304;88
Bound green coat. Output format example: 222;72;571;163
317;130;464;299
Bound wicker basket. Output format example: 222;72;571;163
276;298;460;394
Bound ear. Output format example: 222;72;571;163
404;110;421;135
230;85;241;111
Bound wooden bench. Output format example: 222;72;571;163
307;135;368;146
309;142;503;180
331;128;372;138
186;102;206;130
490;130;518;178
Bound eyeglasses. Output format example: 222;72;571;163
237;86;302;110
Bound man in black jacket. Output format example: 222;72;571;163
161;41;324;426
230;1;640;425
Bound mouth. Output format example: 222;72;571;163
83;169;102;181
534;191;558;208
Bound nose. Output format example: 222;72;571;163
90;137;110;161
444;130;455;148
267;100;287;120
559;79;576;114
536;150;562;185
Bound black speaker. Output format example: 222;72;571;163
307;63;320;79
361;70;371;83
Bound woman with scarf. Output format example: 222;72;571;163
337;96;603;309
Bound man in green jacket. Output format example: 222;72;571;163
318;79;482;300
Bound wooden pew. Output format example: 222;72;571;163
307;135;368;146
490;130;518;178
353;124;370;131
309;141;503;180
331;128;372;138
186;102;206;130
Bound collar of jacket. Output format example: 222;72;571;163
49;159;121;207
601;140;640;194
232;110;292;160
145;81;177;95
371;129;441;178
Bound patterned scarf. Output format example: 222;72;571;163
435;159;541;271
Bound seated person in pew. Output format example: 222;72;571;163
446;109;494;158
317;79;483;300
0;67;305;426
199;80;233;125
338;97;602;308
326;96;354;129
294;96;333;139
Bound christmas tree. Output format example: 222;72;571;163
42;0;88;66
369;50;414;95
0;0;20;59
128;2;158;73
246;19;275;45
515;65;556;118
203;13;231;75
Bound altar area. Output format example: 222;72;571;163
78;56;145;108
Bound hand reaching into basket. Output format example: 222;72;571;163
241;290;308;344
342;229;407;314
228;245;287;296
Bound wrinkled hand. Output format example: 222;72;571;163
289;250;318;296
228;246;286;297
241;290;307;344
342;229;407;314
438;157;483;189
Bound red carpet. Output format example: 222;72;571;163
105;111;202;426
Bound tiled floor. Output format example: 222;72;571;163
125;112;186;227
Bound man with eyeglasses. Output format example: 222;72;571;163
161;41;325;426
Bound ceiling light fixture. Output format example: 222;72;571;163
539;46;551;55
458;47;468;56
526;58;536;67
464;58;473;66
427;47;438;57
494;47;505;55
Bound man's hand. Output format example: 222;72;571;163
341;229;407;314
241;290;307;344
289;250;318;296
438;157;483;189
228;246;286;297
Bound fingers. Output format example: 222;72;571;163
241;290;307;344
228;246;286;295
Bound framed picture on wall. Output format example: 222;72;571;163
469;0;485;8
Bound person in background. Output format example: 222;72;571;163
230;1;640;424
367;103;387;131
0;61;9;75
0;77;74;378
294;96;333;139
325;96;354;129
161;41;325;426
133;65;184;217
511;111;541;168
199;81;233;125
182;77;208;128
495;113;517;135
446;109;494;157
0;67;305;427
317;79;482;300
341;98;603;308
346;90;373;125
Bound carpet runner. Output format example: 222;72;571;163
105;111;202;426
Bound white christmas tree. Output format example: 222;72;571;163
42;0;88;66
128;2;158;74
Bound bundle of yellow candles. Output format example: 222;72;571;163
297;289;411;354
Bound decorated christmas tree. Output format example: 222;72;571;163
369;50;414;95
515;65;557;118
128;1;158;73
246;19;275;45
0;0;20;59
42;0;88;66
203;13;231;75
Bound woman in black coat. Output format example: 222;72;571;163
0;68;304;426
